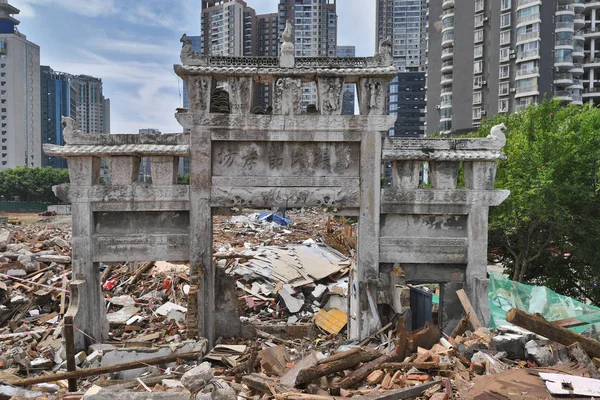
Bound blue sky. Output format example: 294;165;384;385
12;0;375;133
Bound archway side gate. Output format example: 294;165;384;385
45;36;508;350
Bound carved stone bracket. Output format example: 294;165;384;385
317;76;345;116
227;76;254;114
273;77;302;116
68;157;101;186
187;75;215;113
358;77;387;115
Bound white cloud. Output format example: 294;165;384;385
89;37;174;56
15;0;116;17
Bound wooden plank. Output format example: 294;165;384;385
507;308;600;359
456;289;482;330
553;317;588;329
59;279;68;315
9;349;205;386
368;381;442;400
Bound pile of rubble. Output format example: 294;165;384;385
1;213;600;399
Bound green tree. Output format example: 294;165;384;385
477;101;600;303
0;167;69;203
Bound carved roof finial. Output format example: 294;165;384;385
280;19;295;67
488;123;507;147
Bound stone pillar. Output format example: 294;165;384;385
429;161;459;189
358;78;387;116
272;77;302;116
187;76;215;113
110;156;141;185
466;202;490;325
189;125;215;345
350;128;382;340
228;76;254;114
316;76;345;116
66;156;108;350
150;156;179;185
392;160;421;189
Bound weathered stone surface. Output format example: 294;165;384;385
524;340;555;367
83;391;211;400
0;230;12;251
491;333;534;360
181;362;214;392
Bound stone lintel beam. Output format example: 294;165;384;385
381;189;510;207
211;186;360;209
44;144;189;158
383;136;507;153
175;113;396;132
53;184;190;204
150;156;179;185
173;64;398;81
61;133;189;146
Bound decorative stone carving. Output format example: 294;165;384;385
180;34;208;66
61;116;82;144
317;77;344;115
358;78;386;115
487;123;507;147
273;77;302;115
187;75;213;113
227;76;253;114
211;186;360;208
68;157;101;186
110;156;141;185
280;19;295;68
368;37;393;67
429;161;459;189
150;156;179;185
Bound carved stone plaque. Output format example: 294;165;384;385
212;142;360;178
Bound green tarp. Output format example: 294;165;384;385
489;272;600;333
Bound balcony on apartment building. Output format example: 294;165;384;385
583;86;600;97
554;72;574;86
572;0;585;10
441;61;453;73
583;25;600;38
555;55;575;68
442;0;454;10
440;74;453;86
516;67;540;80
583;56;600;67
441;47;454;61
584;0;600;9
515;84;539;97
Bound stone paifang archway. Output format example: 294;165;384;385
45;31;508;349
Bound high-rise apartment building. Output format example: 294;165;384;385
40;66;75;169
376;0;428;71
337;45;356;115
427;0;589;135
197;0;338;111
201;0;256;57
0;0;40;169
278;0;337;109
71;75;110;134
376;0;427;137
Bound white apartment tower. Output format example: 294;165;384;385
427;0;590;135
0;0;40;169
